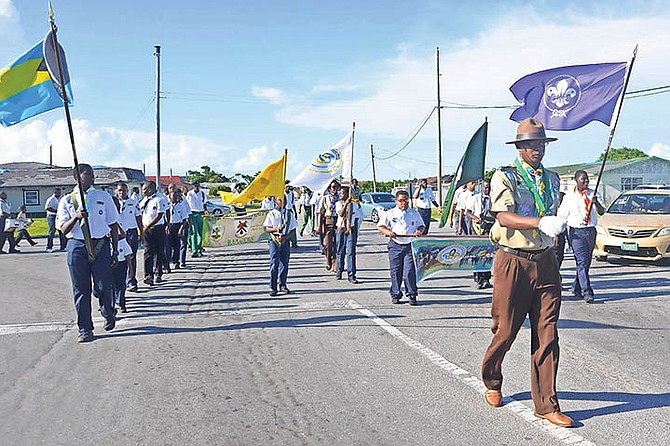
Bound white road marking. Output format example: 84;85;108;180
346;299;596;446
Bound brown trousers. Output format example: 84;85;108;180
323;219;337;269
481;248;562;415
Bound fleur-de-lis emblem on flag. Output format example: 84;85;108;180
547;79;577;108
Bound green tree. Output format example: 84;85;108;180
208;184;231;196
186;165;229;183
597;147;648;162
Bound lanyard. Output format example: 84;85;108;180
514;158;548;217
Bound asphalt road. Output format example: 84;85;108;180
0;223;668;446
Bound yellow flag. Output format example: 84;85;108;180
219;150;286;206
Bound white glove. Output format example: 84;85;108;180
538;216;567;238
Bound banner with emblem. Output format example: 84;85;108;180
202;210;270;247
410;236;495;281
289;130;353;193
510;62;627;131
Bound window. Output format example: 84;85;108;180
621;177;643;191
23;190;40;206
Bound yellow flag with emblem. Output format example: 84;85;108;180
219;149;287;206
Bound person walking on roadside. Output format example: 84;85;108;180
186;181;206;257
298;186;313;237
139;181;168;286
263;197;297;296
465;179;493;289
413;178;442;235
0;190;19;254
317;180;340;271
481;118;573;428
14;205;37;247
377;190;425;305
167;190;190;270
45;187;67;252
335;186;360;283
56;163;119;343
557;170;605;304
115;182;142;292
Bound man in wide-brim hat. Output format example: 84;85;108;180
481;118;574;427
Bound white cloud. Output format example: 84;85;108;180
0;117;235;175
0;0;22;57
649;143;670;159
251;86;288;105
232;145;272;172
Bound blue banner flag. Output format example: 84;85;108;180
0;31;73;127
510;62;627;131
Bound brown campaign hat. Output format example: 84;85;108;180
506;118;558;145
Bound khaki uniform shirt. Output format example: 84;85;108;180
489;164;560;250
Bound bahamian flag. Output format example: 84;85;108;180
0;29;73;127
510;62;626;131
219;150;287;206
289;130;353;193
439;121;487;228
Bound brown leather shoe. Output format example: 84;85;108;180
536;411;574;427
485;389;503;407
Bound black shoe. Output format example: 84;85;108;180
348;278;359;284
391;297;401;304
8;248;20;253
279;286;291;295
336;274;342;280
155;276;163;284
583;294;595;304
269;289;278;296
174;263;180;269
143;277;154;286
180;262;186;268
292;244;299;248
120;307;128;313
104;316;116;331
78;331;94;343
408;297;417;306
30;242;38;246
127;285;138;292
165;267;172;274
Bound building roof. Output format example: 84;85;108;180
145;175;191;188
548;156;670;177
0;162;146;188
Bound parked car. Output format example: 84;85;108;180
633;184;670;190
205;200;232;216
360;192;396;223
594;189;670;262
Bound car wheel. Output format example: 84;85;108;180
595;255;608;262
212;209;223;216
371;209;379;223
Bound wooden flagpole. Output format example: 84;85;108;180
48;4;95;260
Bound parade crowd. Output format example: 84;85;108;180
0;118;610;428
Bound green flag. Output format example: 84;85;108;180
439;121;488;228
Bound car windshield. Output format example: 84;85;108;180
607;193;670;214
372;194;395;203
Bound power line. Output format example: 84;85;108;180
376;107;436;160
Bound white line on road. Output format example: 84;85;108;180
345;299;596;446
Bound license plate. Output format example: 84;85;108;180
621;241;638;252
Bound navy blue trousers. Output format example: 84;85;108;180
268;239;291;291
568;226;596;297
388;240;417;298
112;259;128;310
418;208;432;235
66;238;115;333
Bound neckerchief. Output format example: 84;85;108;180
281;207;289;235
576;186;591;222
514;158;549;217
325;190;338;216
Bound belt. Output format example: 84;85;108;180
497;245;549;261
418;207;431;211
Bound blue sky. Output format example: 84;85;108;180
1;0;669;182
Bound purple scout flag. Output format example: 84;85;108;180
510;62;627;131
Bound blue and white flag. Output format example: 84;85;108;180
290;130;353;193
510;62;627;131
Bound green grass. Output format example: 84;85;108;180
26;218;49;237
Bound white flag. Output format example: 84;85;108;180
290;130;353;193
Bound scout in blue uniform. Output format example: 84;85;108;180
377;190;425;305
56;164;120;343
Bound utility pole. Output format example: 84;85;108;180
370;144;378;192
154;45;161;189
435;46;444;205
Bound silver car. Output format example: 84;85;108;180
360;192;396;223
205;200;232;216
